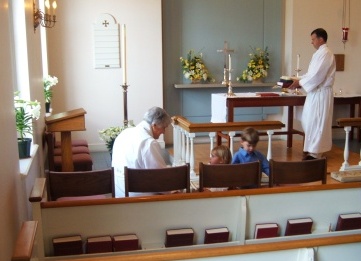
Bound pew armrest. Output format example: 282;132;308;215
29;178;46;202
12;221;38;261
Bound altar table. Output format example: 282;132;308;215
211;93;361;148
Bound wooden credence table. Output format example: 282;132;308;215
219;94;361;147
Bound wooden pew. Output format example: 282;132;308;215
29;179;361;260
11;221;38;261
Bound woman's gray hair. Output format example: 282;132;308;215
143;106;172;128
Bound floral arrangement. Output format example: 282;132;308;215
14;91;41;141
99;122;135;153
237;47;270;82
43;75;58;103
180;50;214;83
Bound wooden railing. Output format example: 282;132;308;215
171;116;285;175
337;117;361;171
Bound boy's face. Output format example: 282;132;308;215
241;140;256;153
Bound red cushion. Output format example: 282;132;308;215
54;153;93;171
54;146;90;156
55;139;88;148
56;195;107;201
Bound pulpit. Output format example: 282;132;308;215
45;108;87;172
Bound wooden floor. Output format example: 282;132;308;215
176;139;361;183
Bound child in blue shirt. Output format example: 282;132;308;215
232;127;270;176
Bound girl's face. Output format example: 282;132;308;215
209;152;223;164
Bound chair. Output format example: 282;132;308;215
124;164;190;197
46;168;115;201
199;161;262;192
45;132;93;171
269;158;327;187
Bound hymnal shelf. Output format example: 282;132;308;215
254;223;279;239
285;218;313;236
204;227;229;244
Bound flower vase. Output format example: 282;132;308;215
18;138;32;159
45;102;51;113
252;78;264;84
191;79;201;84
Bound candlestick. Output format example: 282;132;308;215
121;24;127;85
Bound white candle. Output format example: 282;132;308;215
228;54;232;81
296;54;300;70
121;24;127;85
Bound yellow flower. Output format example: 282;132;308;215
238;47;270;82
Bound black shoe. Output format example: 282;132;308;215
303;155;317;161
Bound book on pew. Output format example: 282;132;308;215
256;92;280;97
331;170;361;182
113;234;139;251
204;227;229;244
53;235;83;256
254;223;279;239
86;235;113;254
285;218;313;236
165;228;194;247
335;213;361;231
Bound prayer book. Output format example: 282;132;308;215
52;235;83;256
331;170;361;182
285;218;313;236
335;213;361;231
113;234;139;252
254;223;279;239
204;227;229;244
86;235;113;254
165;228;194;247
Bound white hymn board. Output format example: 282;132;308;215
93;13;120;69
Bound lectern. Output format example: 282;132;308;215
45;108;87;171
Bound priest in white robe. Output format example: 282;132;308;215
290;28;336;160
111;107;172;197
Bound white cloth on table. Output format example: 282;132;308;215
111;120;168;197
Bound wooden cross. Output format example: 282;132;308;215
102;20;109;27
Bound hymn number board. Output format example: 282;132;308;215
93;13;120;69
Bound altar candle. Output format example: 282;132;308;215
121;24;127;85
296;54;300;70
228;54;232;81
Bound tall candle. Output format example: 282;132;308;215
296;54;300;70
228;54;232;81
121;24;127;85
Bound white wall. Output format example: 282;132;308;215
46;0;163;151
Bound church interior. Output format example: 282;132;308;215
2;0;361;260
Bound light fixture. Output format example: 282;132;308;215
342;0;350;48
33;0;57;32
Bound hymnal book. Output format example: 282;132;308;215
53;235;83;256
254;223;279;239
86;235;113;254
335;213;361;231
285;218;313;236
113;234;139;252
204;227;229;244
165;228;194;247
331;170;361;182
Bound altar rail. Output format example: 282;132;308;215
171;116;285;175
29;178;361;260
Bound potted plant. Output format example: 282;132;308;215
43;74;58;113
98;122;135;158
14;91;41;158
180;50;215;83
237;47;270;83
